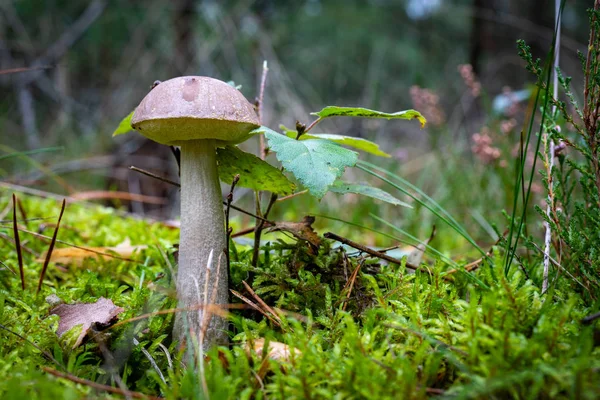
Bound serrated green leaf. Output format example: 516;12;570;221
264;129;358;199
112;111;134;137
329;181;412;208
216;146;295;195
312;106;427;128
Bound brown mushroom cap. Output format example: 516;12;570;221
131;76;260;146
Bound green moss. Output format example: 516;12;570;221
0;190;598;399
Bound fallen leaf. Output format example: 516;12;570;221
37;238;147;265
267;216;321;251
50;297;124;348
246;338;300;362
406;226;436;269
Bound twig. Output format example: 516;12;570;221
129;165;271;223
276;189;308;202
17;228;136;262
42;367;160;400
251;61;274;269
129;166;179;187
231;226;258;238
341;261;362;311
304;117;322;133
242;280;283;326
37;199;66;294
323;232;427;273
0;65;53;75
444;243;497;276
252;192;278;268
0;259;16;276
230;289;280;327
257;61;269;160
582;311;600;325
224;175;240;303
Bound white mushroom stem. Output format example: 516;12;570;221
173;139;228;349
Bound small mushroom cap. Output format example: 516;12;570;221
131;76;260;146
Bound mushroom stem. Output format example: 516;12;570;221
173;139;228;350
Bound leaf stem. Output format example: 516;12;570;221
304;117;322;133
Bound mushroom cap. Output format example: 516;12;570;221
131;76;260;146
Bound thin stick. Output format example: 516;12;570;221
42;367;160;400
323;232;427;273
231;226;257;238
129;166;271;223
230;289;281;328
37;199;66;294
223;174;239;332
242;280;282;326
17;228;136;262
304;117;322;133
341;261;362;312
276;189;308;202
0;260;17;276
12;194;25;290
257;61;269;160
252;192;278;268
582;311;600;325
225;175;240;292
0;65;53;75
129;166;179;187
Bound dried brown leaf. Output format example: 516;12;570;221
268;215;321;250
246;338;300;362
406;226;436;268
37;238;146;265
50;297;124;347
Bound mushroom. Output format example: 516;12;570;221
131;76;259;350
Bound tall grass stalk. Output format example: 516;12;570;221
503;0;566;276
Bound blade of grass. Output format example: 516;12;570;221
368;212;456;266
0;144;72;193
0;146;63;162
356;161;484;256
37;199;66;294
504;1;565;275
314;213;439;258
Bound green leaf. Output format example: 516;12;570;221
263;129;358;199
312;106;427;128
216;146;295;195
329;181;412;208
281;125;390;157
112;111;134;137
307;134;391;157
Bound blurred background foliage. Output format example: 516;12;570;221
0;0;593;249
